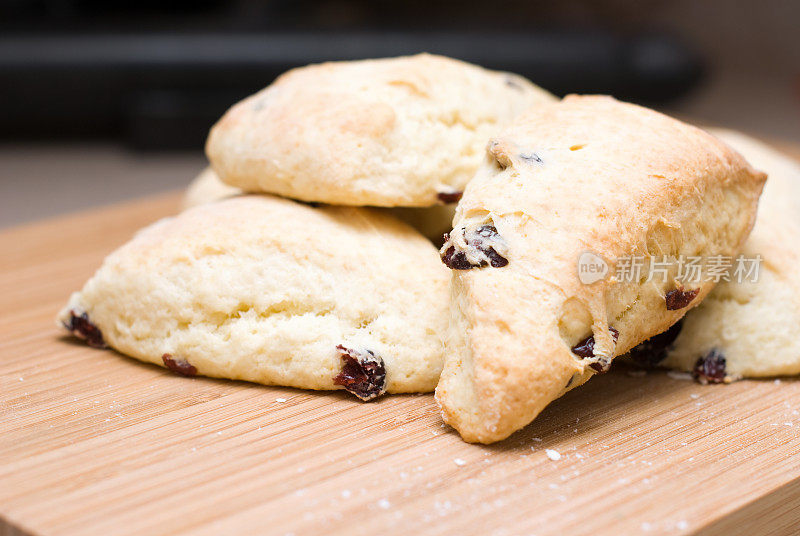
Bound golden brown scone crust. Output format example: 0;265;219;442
59;195;450;396
661;129;800;379
435;96;766;443
206;54;555;207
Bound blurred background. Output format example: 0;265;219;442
1;0;799;227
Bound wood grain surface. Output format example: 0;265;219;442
2;192;800;536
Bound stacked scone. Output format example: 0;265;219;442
63;53;799;444
60;54;555;401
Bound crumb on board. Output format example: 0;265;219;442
667;371;693;381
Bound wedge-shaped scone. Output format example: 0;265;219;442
59;196;449;399
206;53;555;207
435;96;766;443
637;130;800;382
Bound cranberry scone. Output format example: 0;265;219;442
58;195;449;400
435;96;766;443
632;129;800;382
206;53;555;207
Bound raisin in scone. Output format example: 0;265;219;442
206;53;555;207
435;96;766;443
58;195;449;399
641;130;800;382
182;167;457;244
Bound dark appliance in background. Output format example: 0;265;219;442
0;1;703;150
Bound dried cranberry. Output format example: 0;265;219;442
665;287;699;310
333;345;387;401
437;191;463;204
572;327;619;373
63;310;106;348
692;350;727;384
162;354;197;377
629;321;683;368
441;225;509;270
441;246;472;269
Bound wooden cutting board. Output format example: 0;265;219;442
2;191;800;536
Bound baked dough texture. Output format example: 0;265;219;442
206;53;555;207
182;167;456;244
659;129;800;379
58;195;449;396
435;96;766;443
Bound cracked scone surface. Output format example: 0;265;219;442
435;96;766;443
206;53;555;207
657;130;800;380
58;195;449;396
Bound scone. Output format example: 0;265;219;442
181;167;242;210
182;167;456;245
206;53;555;207
635;130;800;382
59;195;449;399
435;96;766;443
